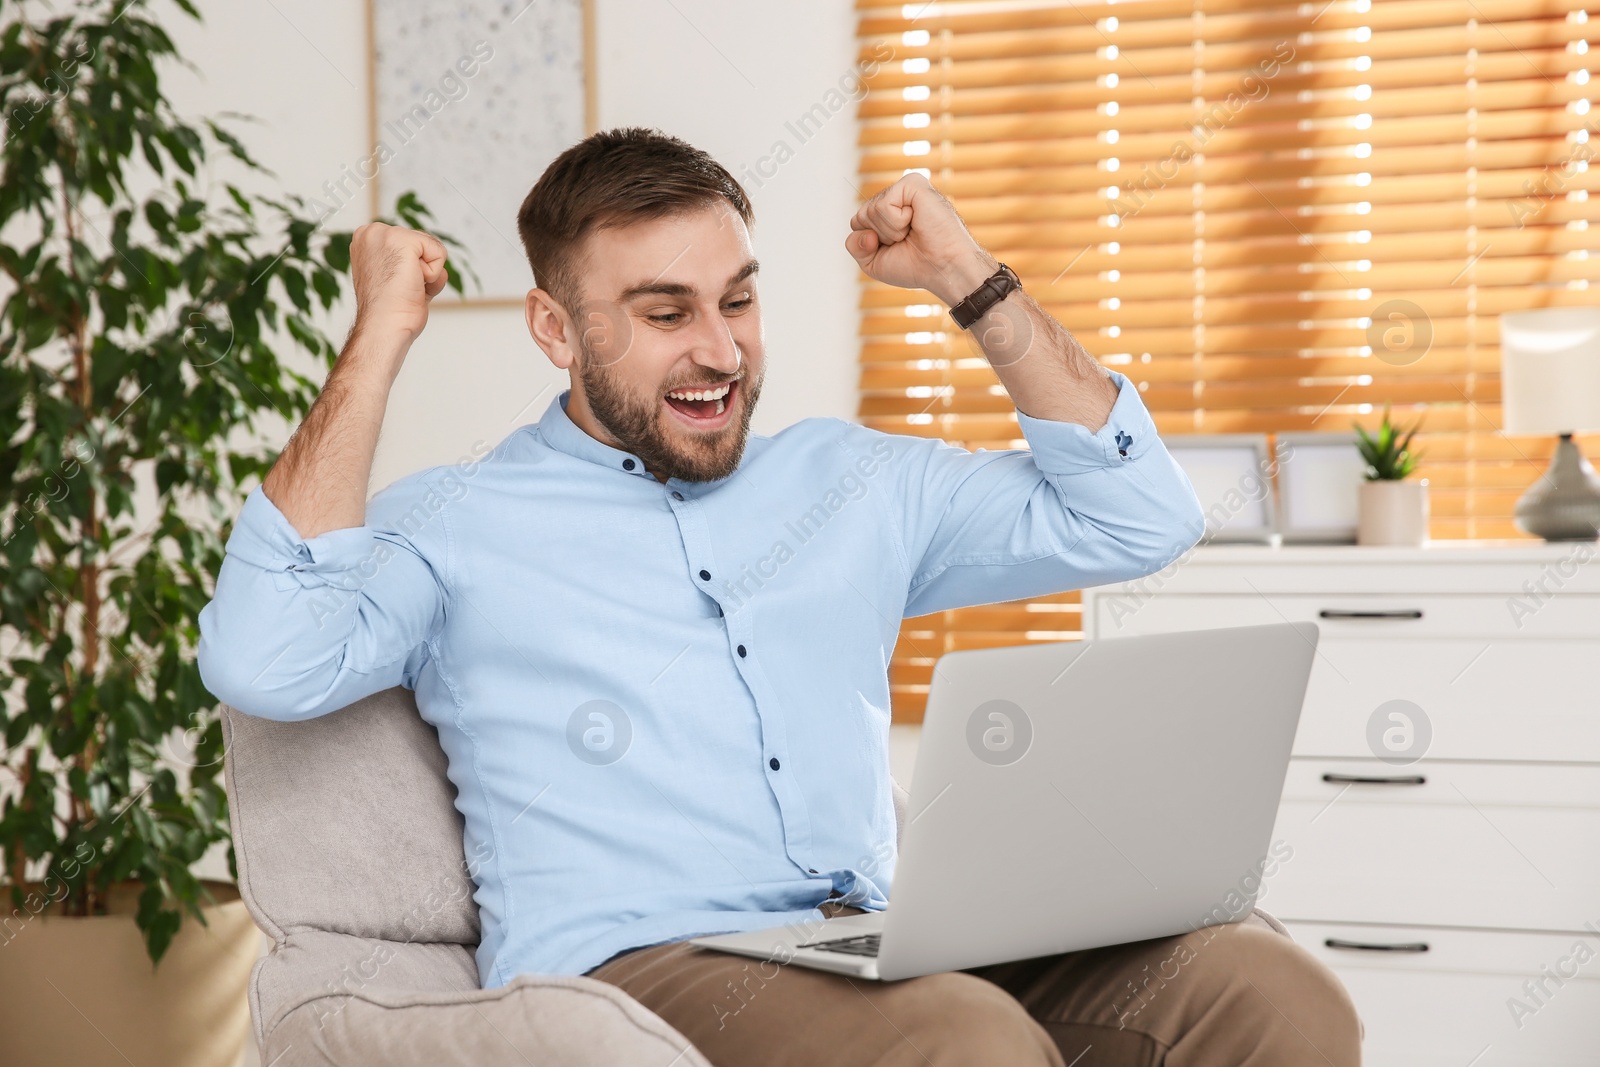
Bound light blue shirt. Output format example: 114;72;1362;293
197;373;1203;986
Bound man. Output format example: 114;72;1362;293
199;127;1359;1065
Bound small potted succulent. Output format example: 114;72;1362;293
1355;405;1429;545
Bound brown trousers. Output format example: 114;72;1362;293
586;902;1362;1067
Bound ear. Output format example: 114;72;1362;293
525;289;576;370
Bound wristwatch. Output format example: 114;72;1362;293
949;262;1021;330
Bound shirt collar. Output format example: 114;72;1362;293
531;388;653;477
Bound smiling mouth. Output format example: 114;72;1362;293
663;379;737;426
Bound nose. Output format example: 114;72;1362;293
688;305;743;377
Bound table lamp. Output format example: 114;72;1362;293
1500;306;1600;541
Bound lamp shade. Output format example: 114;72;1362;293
1500;306;1600;436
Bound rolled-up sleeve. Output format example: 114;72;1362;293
872;371;1204;617
197;475;448;721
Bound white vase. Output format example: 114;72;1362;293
1358;479;1430;546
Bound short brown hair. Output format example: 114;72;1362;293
517;127;754;314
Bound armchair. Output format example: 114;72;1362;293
221;686;1289;1065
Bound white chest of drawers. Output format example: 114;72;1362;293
1081;544;1600;1067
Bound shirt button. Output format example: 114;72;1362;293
737;645;747;657
622;459;636;471
769;757;780;770
699;569;711;581
672;491;684;501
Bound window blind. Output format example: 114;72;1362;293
856;0;1598;722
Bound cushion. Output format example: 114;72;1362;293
224;688;480;947
255;930;708;1066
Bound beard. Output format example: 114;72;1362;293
575;340;764;483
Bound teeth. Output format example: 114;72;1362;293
666;382;732;402
716;398;725;415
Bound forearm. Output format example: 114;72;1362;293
262;325;411;539
931;252;1119;432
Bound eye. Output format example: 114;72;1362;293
723;297;753;313
647;312;684;325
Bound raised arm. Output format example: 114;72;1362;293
847;172;1121;432
197;224;454;720
264;223;449;537
845;175;1204;616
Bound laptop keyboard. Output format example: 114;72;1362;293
806;933;881;957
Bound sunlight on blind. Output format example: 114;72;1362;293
856;0;1599;722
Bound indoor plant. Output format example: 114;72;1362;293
1355;405;1429;545
0;2;463;1063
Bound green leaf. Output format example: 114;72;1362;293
322;232;351;272
144;907;182;967
1354;404;1425;481
144;200;171;234
5;709;30;748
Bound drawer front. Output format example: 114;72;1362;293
1093;593;1600;640
1089;594;1600;761
1285;921;1600;1067
1264;760;1600;932
1297;638;1600;761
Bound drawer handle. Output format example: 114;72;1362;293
1325;938;1430;953
1321;773;1427;786
1317;609;1424;620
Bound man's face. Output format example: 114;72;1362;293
559;202;765;483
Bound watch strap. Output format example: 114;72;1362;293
949;262;1021;329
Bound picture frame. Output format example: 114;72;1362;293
1161;434;1278;544
365;0;597;306
1274;432;1364;544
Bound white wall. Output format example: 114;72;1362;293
166;0;864;492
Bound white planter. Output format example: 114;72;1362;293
1358;479;1430;546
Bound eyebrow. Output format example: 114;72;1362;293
617;259;759;302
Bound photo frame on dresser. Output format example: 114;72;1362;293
1274;433;1365;544
1160;434;1278;544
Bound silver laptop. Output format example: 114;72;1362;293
691;621;1317;980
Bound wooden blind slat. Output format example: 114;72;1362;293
857;47;1591;96
858;14;1590;67
856;0;1589;36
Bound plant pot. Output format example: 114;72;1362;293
0;879;260;1067
1358;478;1430;546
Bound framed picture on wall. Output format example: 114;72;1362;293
366;0;596;304
1161;434;1277;544
1274;433;1365;544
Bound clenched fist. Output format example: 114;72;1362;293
846;173;997;308
349;222;449;343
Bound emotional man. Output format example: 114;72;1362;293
199;127;1360;1066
